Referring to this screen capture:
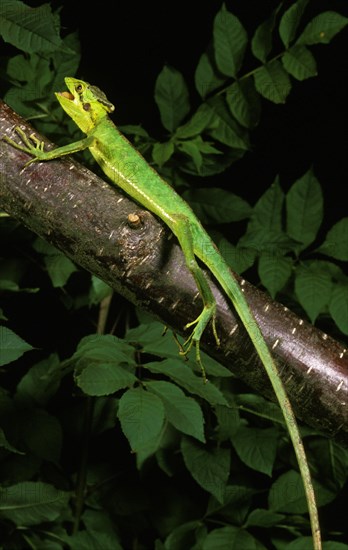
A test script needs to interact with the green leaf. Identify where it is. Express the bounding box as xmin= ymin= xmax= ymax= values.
xmin=0 ymin=1 xmax=63 ymax=54
xmin=136 ymin=431 xmax=166 ymax=470
xmin=164 ymin=520 xmax=203 ymax=550
xmin=297 ymin=11 xmax=348 ymax=46
xmin=323 ymin=543 xmax=348 ymax=550
xmin=0 ymin=258 xmax=28 ymax=286
xmin=175 ymin=104 xmax=214 ymax=138
xmin=206 ymin=483 xmax=257 ymax=517
xmin=4 ymin=55 xmax=53 ymax=118
xmin=251 ymin=7 xmax=280 ymax=63
xmin=76 ymin=363 xmax=137 ymax=396
xmin=0 ymin=427 xmax=25 ymax=455
xmin=181 ymin=149 xmax=244 ymax=177
xmin=6 ymin=53 xmax=36 ymax=82
xmin=88 ymin=276 xmax=112 ymax=306
xmin=125 ymin=320 xmax=180 ymax=356
xmin=91 ymin=397 xmax=117 ymax=435
xmin=117 ymin=387 xmax=165 ymax=452
xmin=202 ymin=526 xmax=264 ymax=550
xmin=295 ymin=265 xmax=332 ymax=323
xmin=208 ymin=119 xmax=248 ymax=150
xmin=72 ymin=334 xmax=136 ymax=365
xmin=34 ymin=238 xmax=78 ymax=288
xmin=32 ymin=237 xmax=58 ymax=255
xmin=207 ymin=98 xmax=249 ymax=150
xmin=329 ymin=285 xmax=348 ymax=335
xmin=249 ymin=177 xmax=284 ymax=232
xmin=0 ymin=308 xmax=8 ymax=321
xmin=154 ymin=66 xmax=190 ymax=132
xmin=66 ymin=530 xmax=123 ymax=550
xmin=258 ymin=253 xmax=293 ymax=298
xmin=213 ymin=5 xmax=248 ymax=77
xmin=120 ymin=124 xmax=149 ymax=139
xmin=226 ymin=79 xmax=261 ymax=129
xmin=193 ymin=137 xmax=222 ymax=155
xmin=44 ymin=254 xmax=77 ymax=288
xmin=0 ymin=326 xmax=33 ymax=366
xmin=0 ymin=279 xmax=38 ymax=293
xmin=287 ymin=539 xmax=348 ymax=550
xmin=214 ymin=404 xmax=240 ymax=442
xmin=254 ymin=60 xmax=291 ymax=104
xmin=307 ymin=438 xmax=348 ymax=492
xmin=219 ymin=239 xmax=257 ymax=274
xmin=286 ymin=169 xmax=323 ymax=248
xmin=152 ymin=141 xmax=174 ymax=168
xmin=179 ymin=139 xmax=223 ymax=175
xmin=269 ymin=470 xmax=336 ymax=513
xmin=181 ymin=436 xmax=230 ymax=502
xmin=72 ymin=335 xmax=137 ymax=395
xmin=147 ymin=381 xmax=205 ymax=442
xmin=236 ymin=393 xmax=284 ymax=425
xmin=232 ymin=427 xmax=279 ymax=476
xmin=0 ymin=481 xmax=70 ymax=525
xmin=318 ymin=218 xmax=348 ymax=261
xmin=0 ymin=280 xmax=17 ymax=292
xmin=82 ymin=509 xmax=122 ymax=549
xmin=245 ymin=508 xmax=285 ymax=528
xmin=279 ymin=0 xmax=309 ymax=48
xmin=0 ymin=388 xmax=15 ymax=418
xmin=50 ymin=32 xmax=81 ymax=92
xmin=19 ymin=409 xmax=62 ymax=462
xmin=15 ymin=353 xmax=61 ymax=406
xmin=183 ymin=188 xmax=252 ymax=224
xmin=144 ymin=359 xmax=229 ymax=407
xmin=178 ymin=140 xmax=203 ymax=173
xmin=126 ymin=321 xmax=232 ymax=379
xmin=194 ymin=52 xmax=225 ymax=99
xmin=286 ymin=537 xmax=312 ymax=550
xmin=282 ymin=45 xmax=317 ymax=81
xmin=239 ymin=228 xmax=295 ymax=257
